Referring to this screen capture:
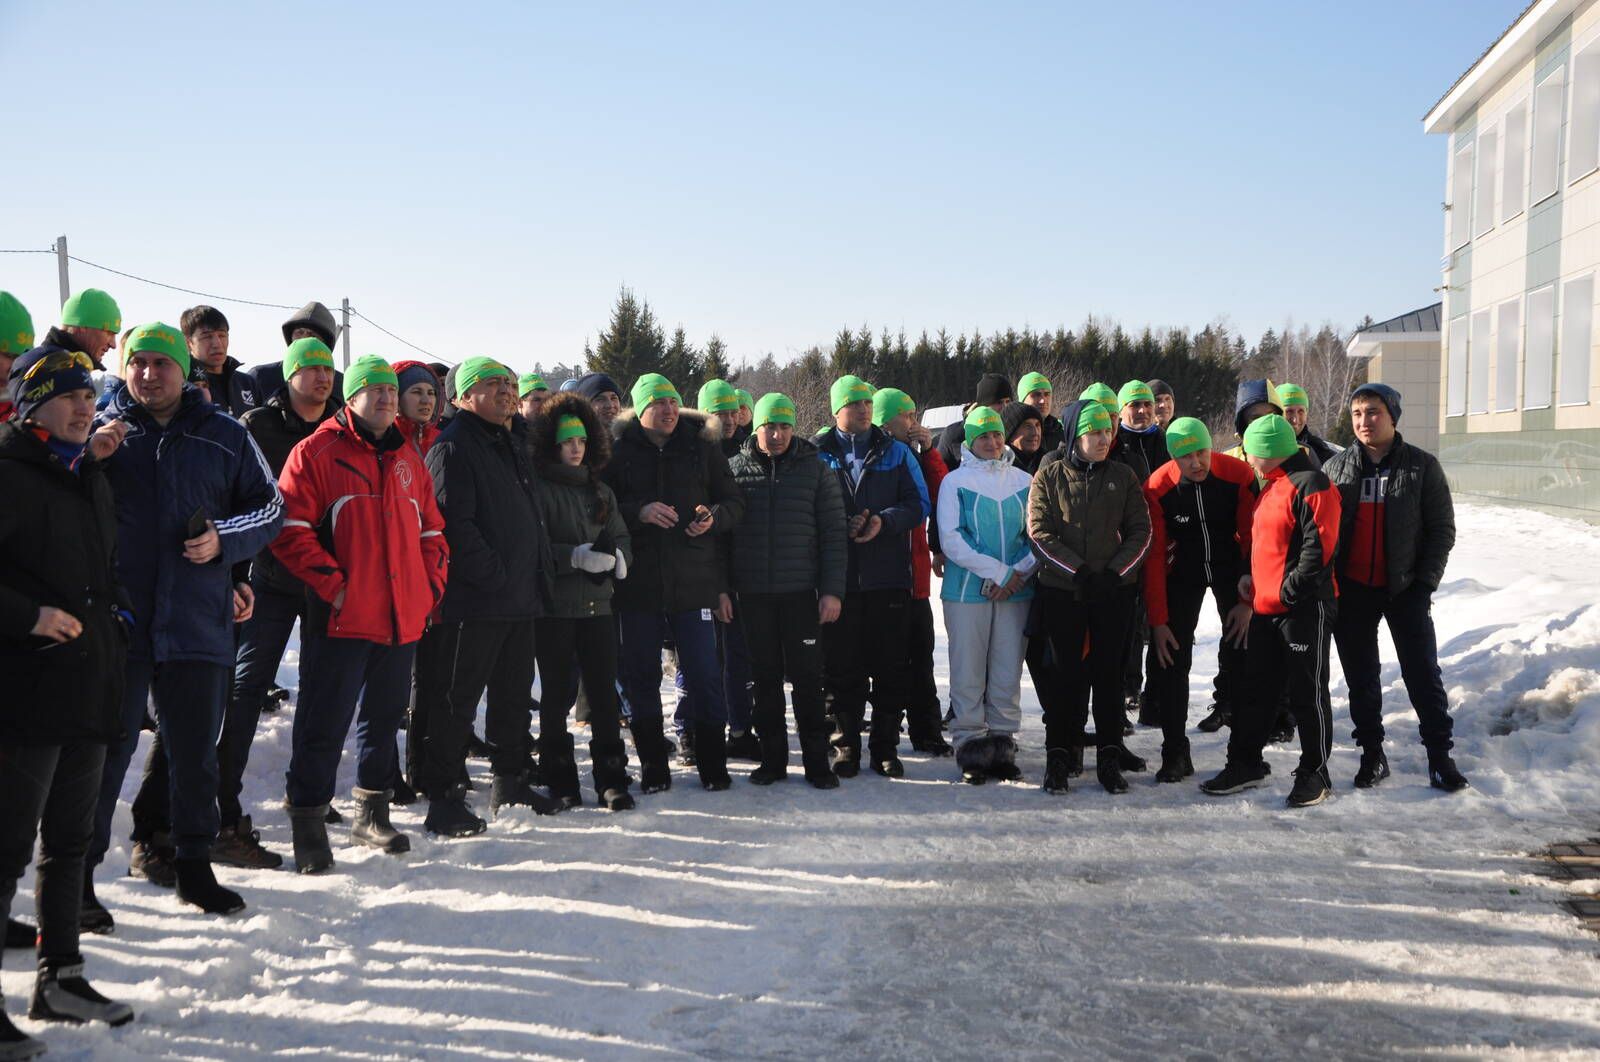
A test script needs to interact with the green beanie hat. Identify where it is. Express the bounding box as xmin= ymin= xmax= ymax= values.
xmin=343 ymin=354 xmax=398 ymax=401
xmin=964 ymin=406 xmax=1004 ymax=447
xmin=1018 ymin=371 xmax=1052 ymax=399
xmin=697 ymin=379 xmax=739 ymax=413
xmin=1165 ymin=416 xmax=1213 ymax=459
xmin=555 ymin=414 xmax=588 ymax=443
xmin=123 ymin=322 xmax=190 ymax=377
xmin=518 ymin=372 xmax=549 ymax=398
xmin=753 ymin=392 xmax=796 ymax=427
xmin=631 ymin=372 xmax=681 ymax=411
xmin=60 ymin=288 xmax=121 ymax=333
xmin=1079 ymin=381 xmax=1120 ymax=413
xmin=871 ymin=387 xmax=916 ymax=426
xmin=456 ymin=355 xmax=512 ymax=397
xmin=1118 ymin=380 xmax=1155 ymax=407
xmin=1076 ymin=402 xmax=1113 ymax=436
xmin=1242 ymin=413 xmax=1300 ymax=459
xmin=283 ymin=337 xmax=335 ymax=381
xmin=829 ymin=375 xmax=873 ymax=413
xmin=1276 ymin=382 xmax=1309 ymax=409
xmin=736 ymin=388 xmax=754 ymax=410
xmin=0 ymin=292 xmax=35 ymax=356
